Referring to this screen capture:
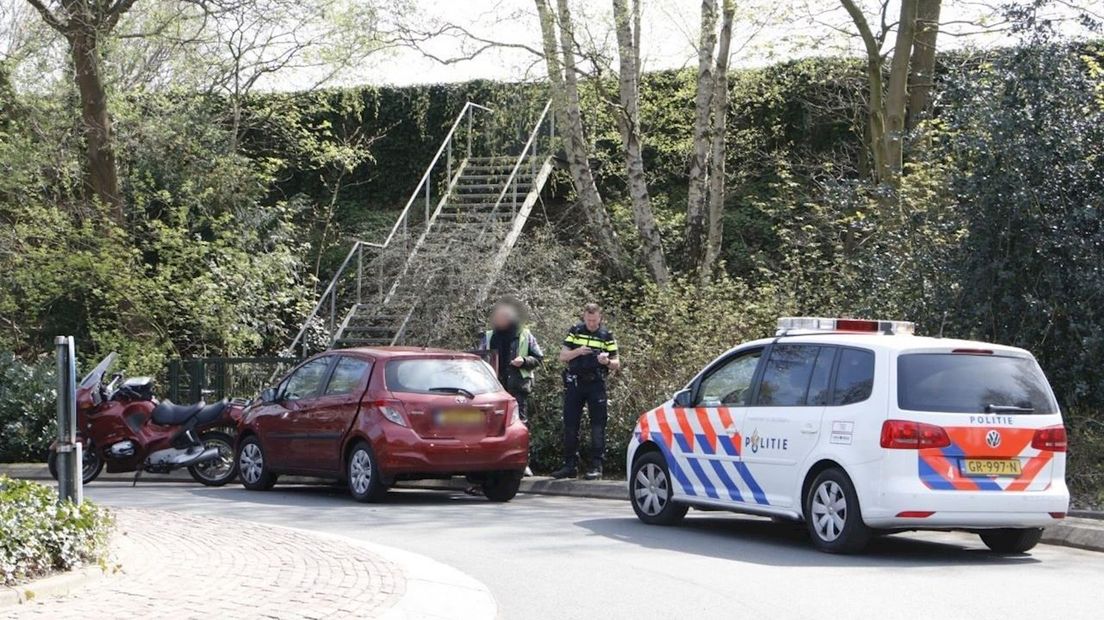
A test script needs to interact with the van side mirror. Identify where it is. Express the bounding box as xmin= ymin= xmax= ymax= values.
xmin=672 ymin=388 xmax=693 ymax=408
xmin=260 ymin=387 xmax=278 ymax=403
